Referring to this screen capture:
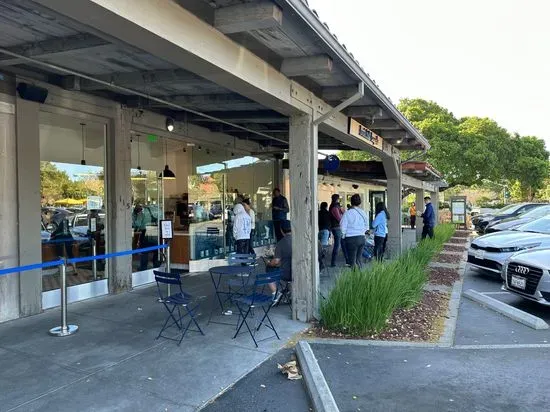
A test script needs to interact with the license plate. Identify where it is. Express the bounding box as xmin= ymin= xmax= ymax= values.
xmin=474 ymin=249 xmax=485 ymax=260
xmin=511 ymin=275 xmax=527 ymax=290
